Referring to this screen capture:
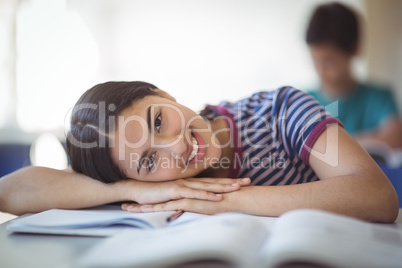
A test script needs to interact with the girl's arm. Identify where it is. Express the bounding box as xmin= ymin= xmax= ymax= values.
xmin=0 ymin=166 xmax=249 ymax=216
xmin=0 ymin=166 xmax=126 ymax=215
xmin=123 ymin=125 xmax=399 ymax=223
